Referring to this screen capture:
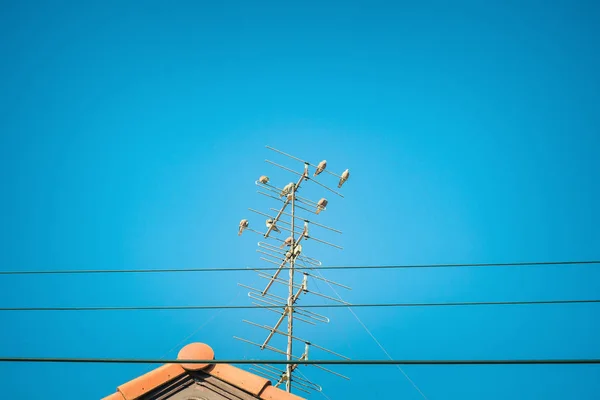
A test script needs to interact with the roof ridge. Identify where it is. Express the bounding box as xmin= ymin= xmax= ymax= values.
xmin=102 ymin=342 xmax=305 ymax=400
